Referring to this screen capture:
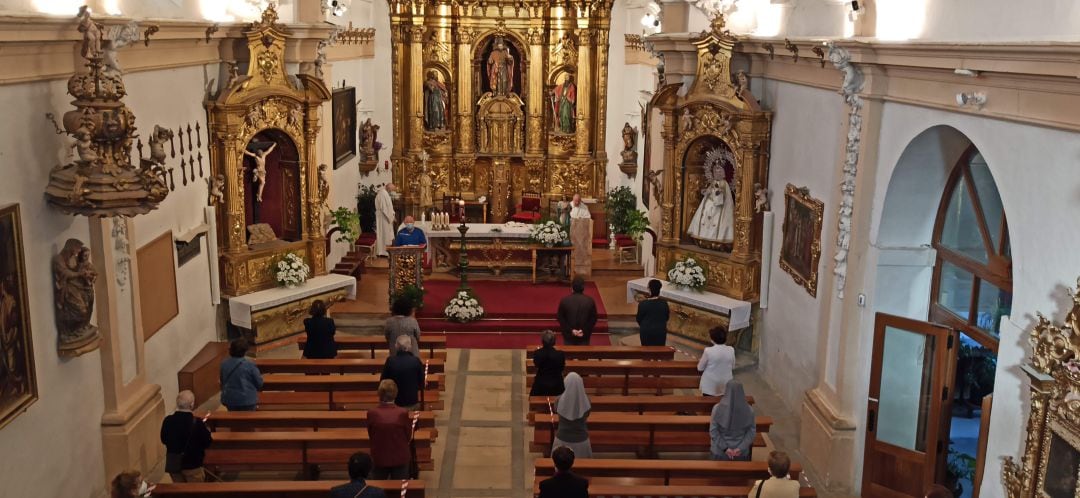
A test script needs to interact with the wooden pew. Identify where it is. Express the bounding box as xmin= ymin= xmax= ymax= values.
xmin=525 ymin=346 xmax=676 ymax=361
xmin=256 ymin=358 xmax=445 ymax=375
xmin=529 ymin=395 xmax=753 ymax=415
xmin=204 ymin=429 xmax=436 ymax=474
xmin=532 ymin=483 xmax=817 ymax=497
xmin=527 ymin=360 xmax=702 ymax=395
xmin=533 ymin=458 xmax=802 ymax=485
xmin=299 ymin=335 xmax=447 ymax=359
xmin=529 ymin=413 xmax=771 ymax=455
xmin=260 ymin=374 xmax=443 ymax=411
xmin=205 ymin=410 xmax=437 ymax=434
xmin=153 ymin=480 xmax=426 ymax=498
xmin=258 ymin=391 xmax=444 ymax=411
